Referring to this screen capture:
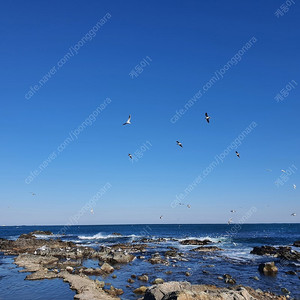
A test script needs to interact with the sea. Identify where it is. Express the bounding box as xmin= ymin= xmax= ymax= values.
xmin=0 ymin=224 xmax=299 ymax=300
